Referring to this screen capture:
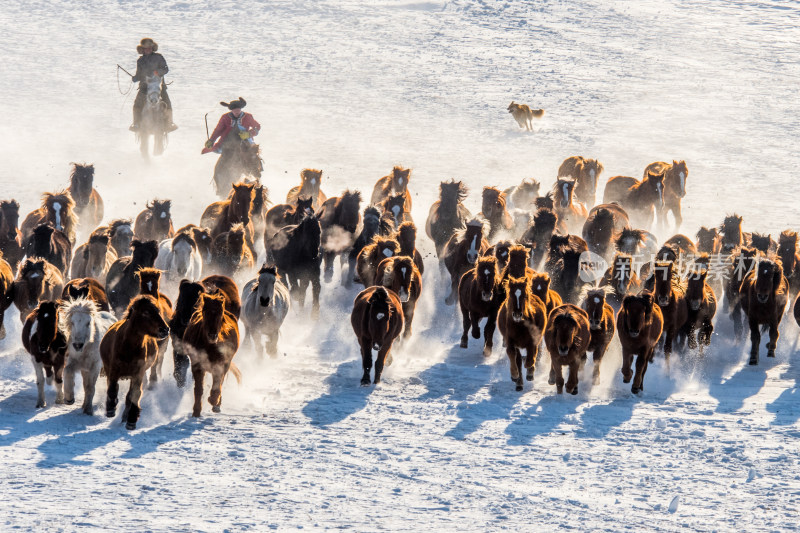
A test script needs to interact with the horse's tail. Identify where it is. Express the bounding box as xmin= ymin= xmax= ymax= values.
xmin=228 ymin=361 xmax=242 ymax=384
